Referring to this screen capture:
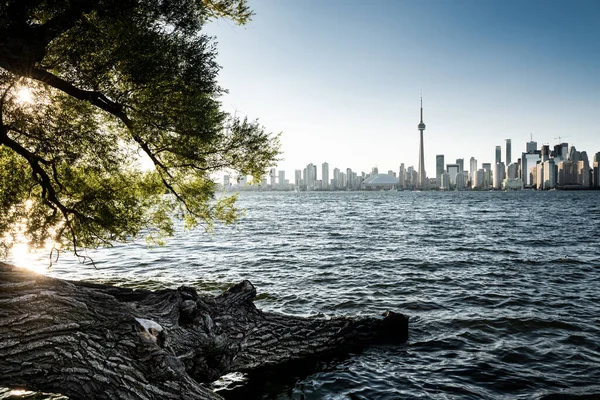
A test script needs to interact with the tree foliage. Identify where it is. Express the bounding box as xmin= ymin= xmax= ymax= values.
xmin=0 ymin=0 xmax=280 ymax=259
